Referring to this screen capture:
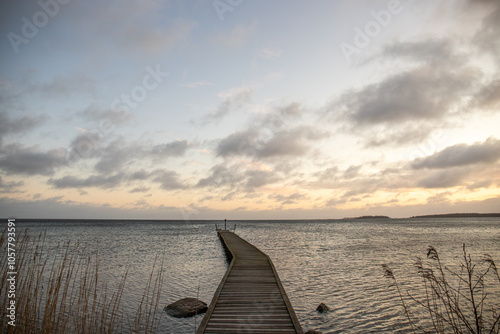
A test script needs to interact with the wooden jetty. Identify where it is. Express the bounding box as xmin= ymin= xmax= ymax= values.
xmin=196 ymin=230 xmax=303 ymax=334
